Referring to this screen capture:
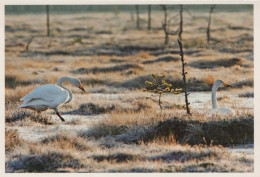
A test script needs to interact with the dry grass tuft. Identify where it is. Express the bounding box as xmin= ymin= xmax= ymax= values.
xmin=142 ymin=55 xmax=179 ymax=64
xmin=5 ymin=75 xmax=44 ymax=89
xmin=5 ymin=110 xmax=28 ymax=123
xmin=5 ymin=129 xmax=24 ymax=152
xmin=143 ymin=117 xmax=190 ymax=144
xmin=115 ymin=75 xmax=153 ymax=90
xmin=190 ymin=58 xmax=243 ymax=69
xmin=201 ymin=116 xmax=254 ymax=146
xmin=149 ymin=116 xmax=253 ymax=146
xmin=217 ymin=96 xmax=230 ymax=101
xmin=115 ymin=115 xmax=253 ymax=146
xmin=79 ymin=108 xmax=158 ymax=140
xmin=134 ymin=51 xmax=152 ymax=59
xmin=148 ymin=147 xmax=218 ymax=163
xmin=203 ymin=75 xmax=216 ymax=85
xmin=64 ymin=102 xmax=115 ymax=115
xmin=5 ymin=110 xmax=53 ymax=125
xmin=81 ymin=78 xmax=111 ymax=86
xmin=5 ymin=75 xmax=17 ymax=88
xmin=110 ymin=58 xmax=125 ymax=63
xmin=183 ymin=38 xmax=206 ymax=48
xmin=183 ymin=124 xmax=205 ymax=145
xmin=23 ymin=60 xmax=57 ymax=69
xmin=41 ymin=133 xmax=91 ymax=151
xmin=232 ymin=80 xmax=254 ymax=88
xmin=239 ymin=92 xmax=254 ymax=98
xmin=27 ymin=113 xmax=53 ymax=125
xmin=7 ymin=152 xmax=84 ymax=172
xmin=92 ymin=153 xmax=142 ymax=163
xmin=80 ymin=124 xmax=129 ymax=139
xmin=5 ymin=87 xmax=28 ymax=103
